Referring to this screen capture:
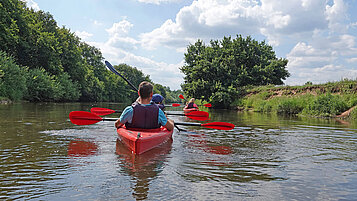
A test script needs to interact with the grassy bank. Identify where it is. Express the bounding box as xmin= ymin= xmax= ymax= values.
xmin=237 ymin=79 xmax=357 ymax=120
